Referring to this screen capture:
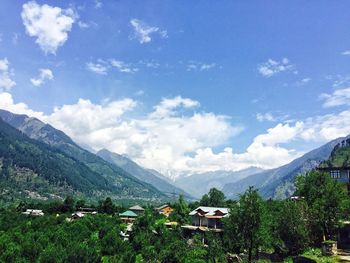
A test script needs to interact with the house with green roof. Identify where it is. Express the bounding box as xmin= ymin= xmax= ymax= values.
xmin=119 ymin=210 xmax=138 ymax=222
